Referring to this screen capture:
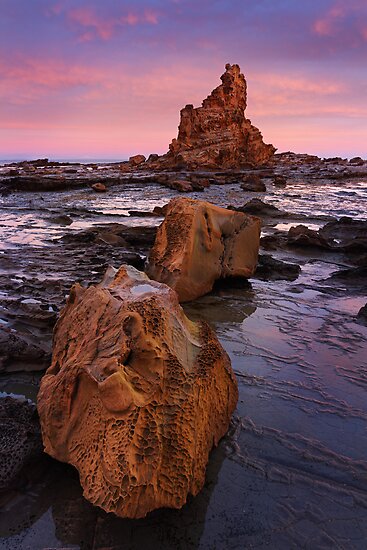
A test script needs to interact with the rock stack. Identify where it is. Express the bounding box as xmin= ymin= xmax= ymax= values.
xmin=152 ymin=63 xmax=275 ymax=169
